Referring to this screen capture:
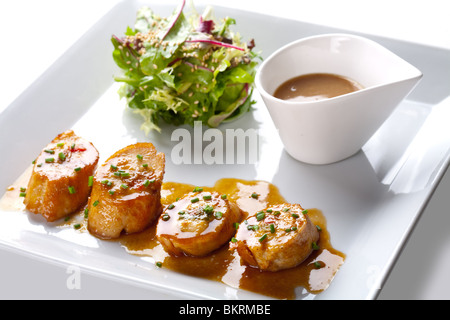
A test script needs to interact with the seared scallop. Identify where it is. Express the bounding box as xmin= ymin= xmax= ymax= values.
xmin=230 ymin=203 xmax=319 ymax=271
xmin=87 ymin=143 xmax=165 ymax=239
xmin=156 ymin=189 xmax=243 ymax=256
xmin=24 ymin=130 xmax=99 ymax=222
